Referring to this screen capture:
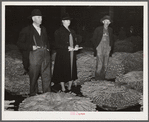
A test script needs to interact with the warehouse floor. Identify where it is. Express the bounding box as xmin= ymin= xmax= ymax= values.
xmin=5 ymin=85 xmax=141 ymax=111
